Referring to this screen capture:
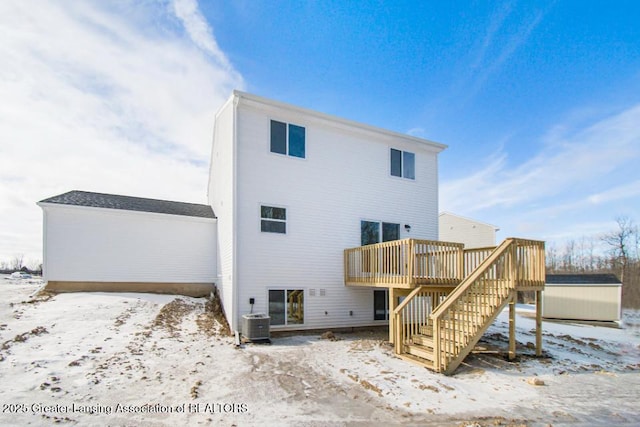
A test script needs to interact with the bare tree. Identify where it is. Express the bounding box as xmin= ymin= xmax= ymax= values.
xmin=546 ymin=243 xmax=559 ymax=272
xmin=546 ymin=217 xmax=639 ymax=307
xmin=585 ymin=236 xmax=599 ymax=271
xmin=10 ymin=254 xmax=24 ymax=271
xmin=602 ymin=216 xmax=636 ymax=283
xmin=547 ymin=235 xmax=608 ymax=273
xmin=27 ymin=259 xmax=43 ymax=274
xmin=633 ymin=223 xmax=640 ymax=262
xmin=562 ymin=239 xmax=576 ymax=272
